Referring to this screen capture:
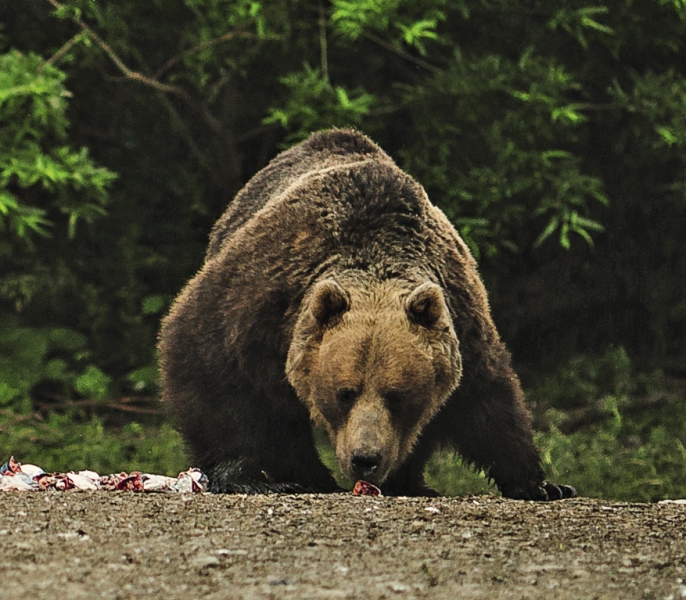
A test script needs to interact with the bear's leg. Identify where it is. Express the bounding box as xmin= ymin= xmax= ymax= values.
xmin=204 ymin=431 xmax=341 ymax=494
xmin=205 ymin=422 xmax=342 ymax=494
xmin=179 ymin=388 xmax=341 ymax=494
xmin=381 ymin=438 xmax=439 ymax=497
xmin=443 ymin=366 xmax=576 ymax=501
xmin=206 ymin=449 xmax=341 ymax=495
